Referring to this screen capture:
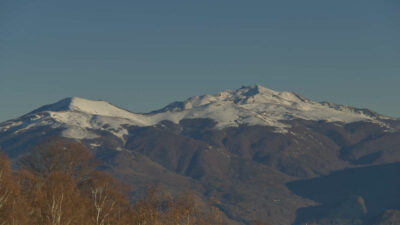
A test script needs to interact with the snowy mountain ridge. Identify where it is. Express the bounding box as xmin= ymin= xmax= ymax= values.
xmin=0 ymin=85 xmax=393 ymax=140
